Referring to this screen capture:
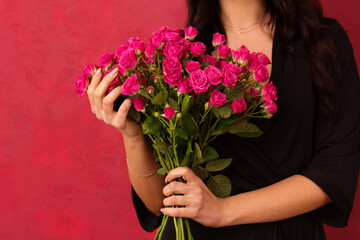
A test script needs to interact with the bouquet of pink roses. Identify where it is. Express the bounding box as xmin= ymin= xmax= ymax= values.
xmin=75 ymin=26 xmax=277 ymax=240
